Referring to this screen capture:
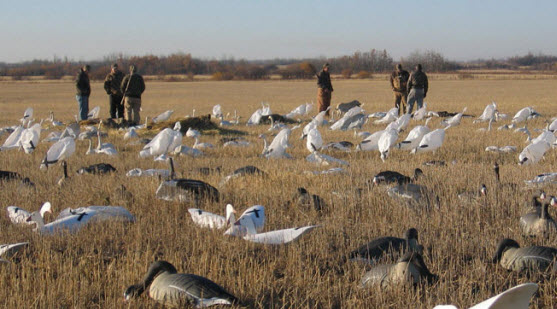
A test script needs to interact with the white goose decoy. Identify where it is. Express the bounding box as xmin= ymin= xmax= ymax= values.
xmin=441 ymin=107 xmax=467 ymax=128
xmin=95 ymin=131 xmax=117 ymax=155
xmin=18 ymin=123 xmax=41 ymax=153
xmin=246 ymin=107 xmax=264 ymax=125
xmin=123 ymin=127 xmax=138 ymax=140
xmin=549 ymin=118 xmax=557 ymax=132
xmin=87 ymin=106 xmax=100 ymax=119
xmin=518 ymin=140 xmax=550 ymax=165
xmin=397 ymin=124 xmax=430 ymax=150
xmin=0 ymin=242 xmax=29 ymax=263
xmin=124 ymin=261 xmax=239 ymax=307
xmin=212 ymin=104 xmax=223 ymax=119
xmin=485 ymin=146 xmax=517 ymax=153
xmin=55 ymin=206 xmax=135 ymax=222
xmin=40 ymin=137 xmax=76 ymax=169
xmin=411 ymin=128 xmax=446 ymax=154
xmin=433 ymin=282 xmax=538 ymax=309
xmin=140 ymin=122 xmax=183 ymax=158
xmin=374 ymin=107 xmax=398 ymax=125
xmin=261 ymin=128 xmax=293 ymax=159
xmin=188 ymin=204 xmax=236 ymax=229
xmin=390 ymin=113 xmax=411 ymax=132
xmin=20 ymin=107 xmax=33 ymax=127
xmin=224 ymin=205 xmax=265 ymax=236
xmin=285 ymin=102 xmax=313 ymax=119
xmin=512 ymin=107 xmax=533 ymax=123
xmin=306 ymin=127 xmax=323 ymax=152
xmin=0 ymin=125 xmax=24 ymax=151
xmin=412 ymin=102 xmax=428 ymax=121
xmin=531 ymin=130 xmax=556 ymax=145
xmin=356 ymin=129 xmax=385 ymax=151
xmin=126 ymin=167 xmax=170 ymax=177
xmin=524 ymin=172 xmax=557 ymax=186
xmin=474 ymin=101 xmax=497 ymax=123
xmin=329 ymin=107 xmax=367 ymax=131
xmin=192 ymin=137 xmax=214 ymax=150
xmin=7 ymin=202 xmax=52 ymax=225
xmin=234 ymin=216 xmax=318 ymax=245
xmin=48 ymin=111 xmax=64 ymax=127
xmin=378 ymin=129 xmax=399 ymax=161
xmin=173 ymin=144 xmax=204 ymax=157
xmin=152 ymin=110 xmax=174 ymax=123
